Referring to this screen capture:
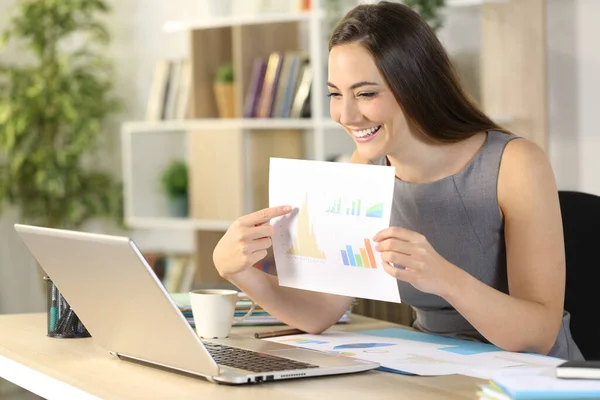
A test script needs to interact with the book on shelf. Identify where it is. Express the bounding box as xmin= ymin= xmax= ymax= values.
xmin=145 ymin=58 xmax=191 ymax=121
xmin=243 ymin=51 xmax=311 ymax=119
xmin=243 ymin=58 xmax=267 ymax=118
xmin=144 ymin=252 xmax=196 ymax=293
